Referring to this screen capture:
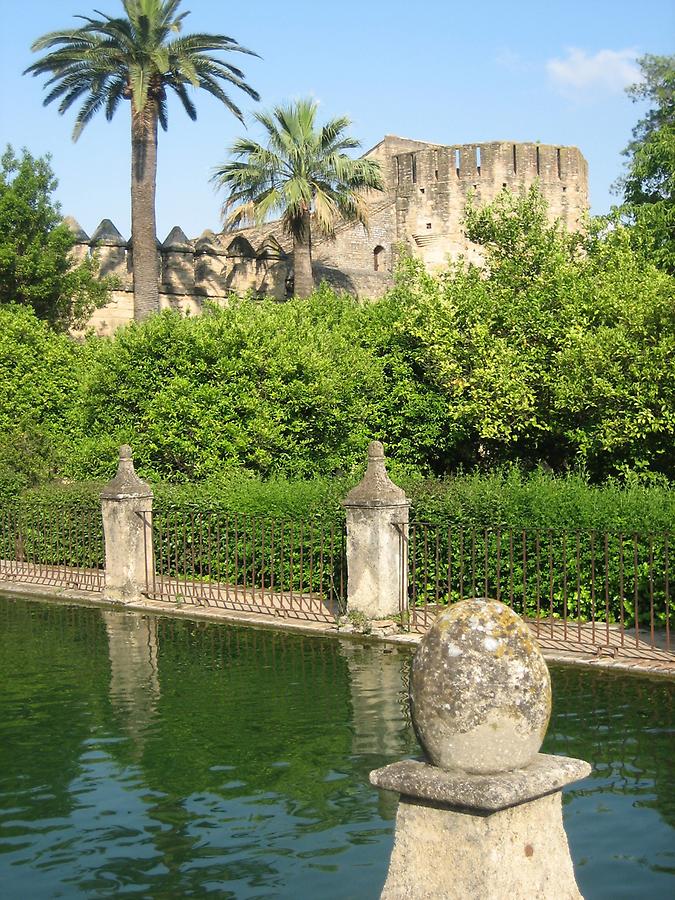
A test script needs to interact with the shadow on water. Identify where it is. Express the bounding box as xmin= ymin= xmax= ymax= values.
xmin=0 ymin=597 xmax=672 ymax=899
